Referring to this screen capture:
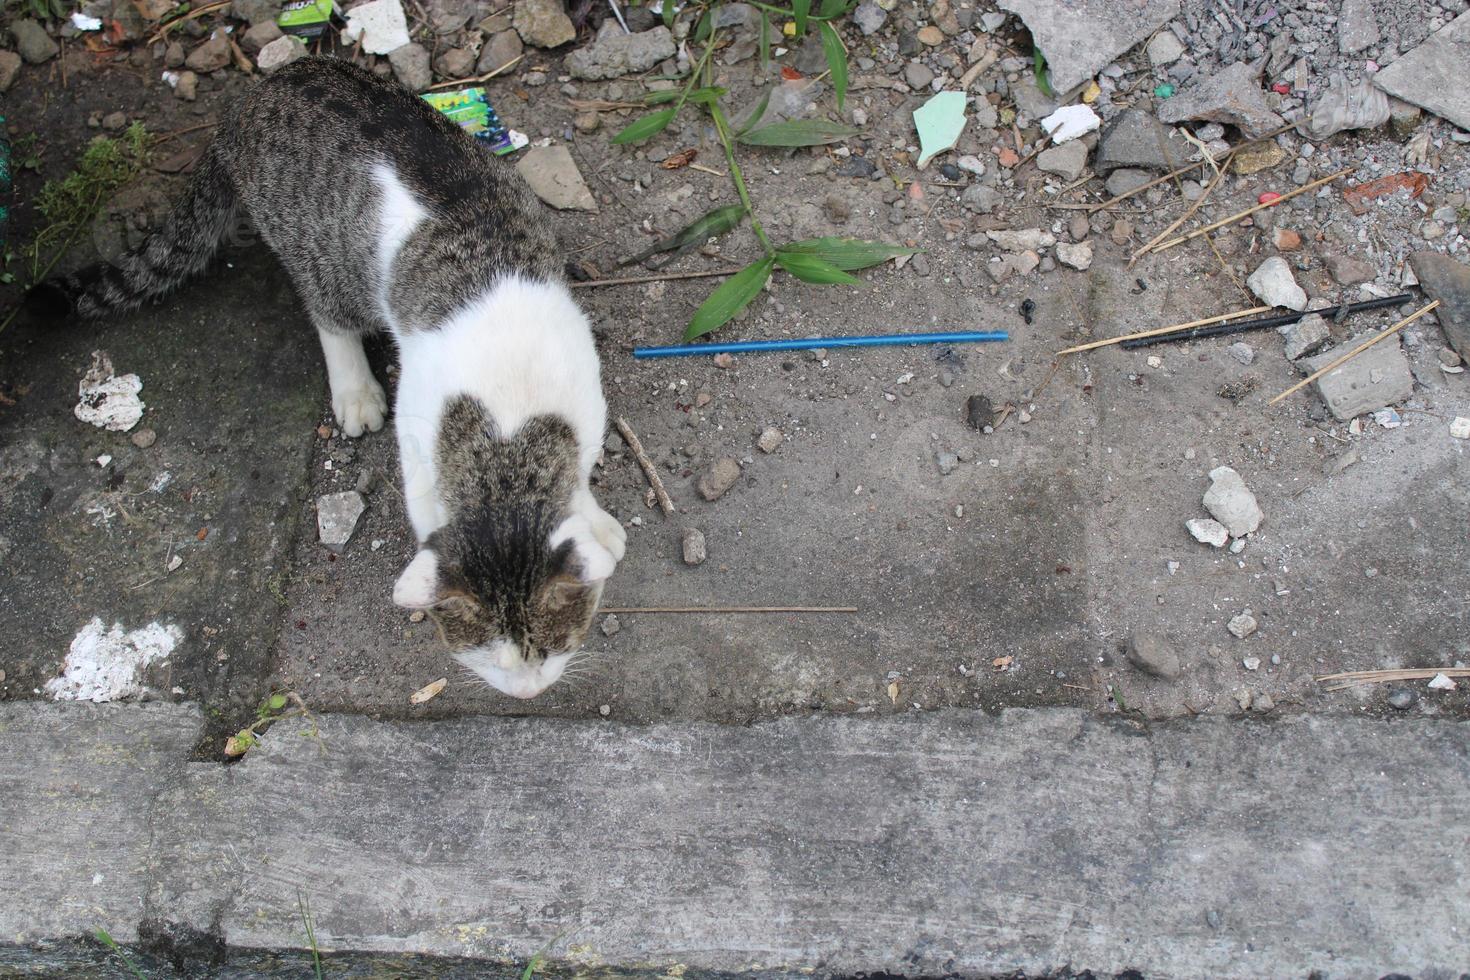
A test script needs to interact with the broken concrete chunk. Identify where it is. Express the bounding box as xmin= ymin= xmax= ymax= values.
xmin=1408 ymin=252 xmax=1470 ymax=360
xmin=1202 ymin=467 xmax=1262 ymax=538
xmin=184 ymin=30 xmax=231 ymax=72
xmin=1247 ymin=257 xmax=1307 ymax=312
xmin=1338 ymin=0 xmax=1380 ymax=54
xmin=513 ymin=0 xmax=575 ymax=47
xmin=566 ymin=25 xmax=676 ymax=80
xmin=1298 ymin=335 xmax=1415 ymax=422
xmin=853 ymin=2 xmax=887 ymax=35
xmin=1146 ymin=31 xmax=1184 ymax=67
xmin=341 ymin=0 xmax=410 ymax=54
xmin=681 ymin=527 xmax=707 ymax=565
xmin=1278 ymin=313 xmax=1330 ymax=361
xmin=1125 ymin=631 xmax=1181 ymax=680
xmin=1327 ymin=253 xmax=1375 ymax=285
xmin=388 ymin=41 xmax=432 ymax=91
xmin=1039 ymin=104 xmax=1100 ymax=144
xmin=317 ymin=491 xmax=366 ymax=551
xmin=996 ymin=0 xmax=1179 ymax=95
xmin=1373 ymin=11 xmax=1470 ymax=131
xmin=1157 ymin=62 xmax=1285 ymax=139
xmin=241 ymin=20 xmax=283 ymax=54
xmin=1227 ymin=611 xmax=1258 ymax=639
xmin=1094 ymin=109 xmax=1189 ymax=175
xmin=257 ymin=34 xmax=307 ymax=73
xmin=986 ymin=228 xmax=1055 ymax=252
xmin=476 ymin=29 xmax=523 ymax=76
xmin=515 ymin=145 xmax=597 ymax=211
xmin=1055 ymin=241 xmax=1093 ymax=271
xmin=1037 ymin=140 xmax=1088 ymax=181
xmin=1186 ymin=517 xmax=1229 ymax=548
xmin=698 ymin=457 xmax=741 ymax=502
